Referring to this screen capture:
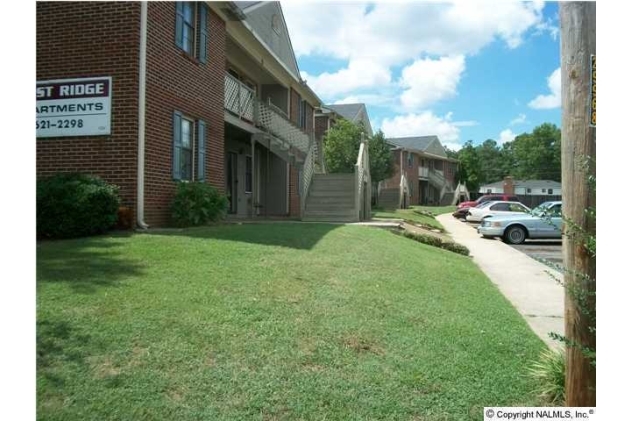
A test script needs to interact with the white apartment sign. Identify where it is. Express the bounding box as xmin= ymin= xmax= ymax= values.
xmin=36 ymin=77 xmax=112 ymax=137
